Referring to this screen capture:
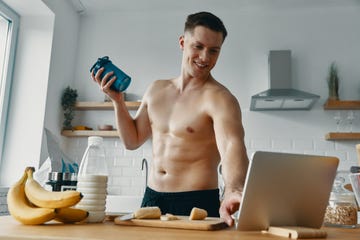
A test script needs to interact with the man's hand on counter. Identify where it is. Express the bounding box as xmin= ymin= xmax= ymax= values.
xmin=219 ymin=191 xmax=242 ymax=226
